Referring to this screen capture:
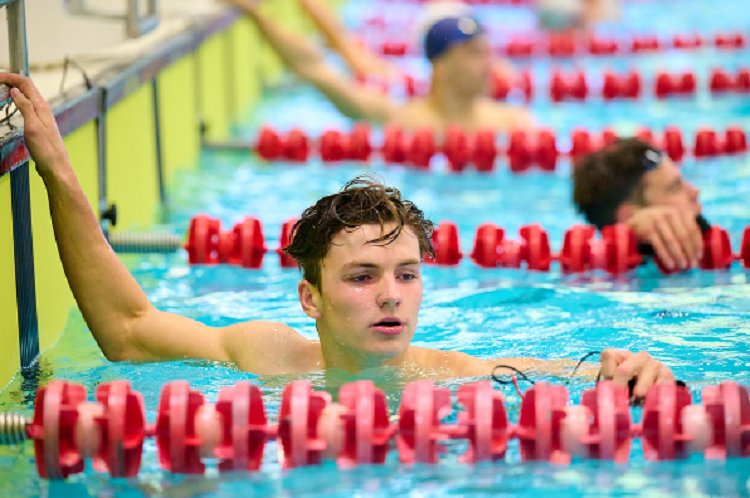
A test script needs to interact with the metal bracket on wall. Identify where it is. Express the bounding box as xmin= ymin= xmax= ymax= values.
xmin=0 ymin=0 xmax=29 ymax=110
xmin=63 ymin=0 xmax=159 ymax=39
